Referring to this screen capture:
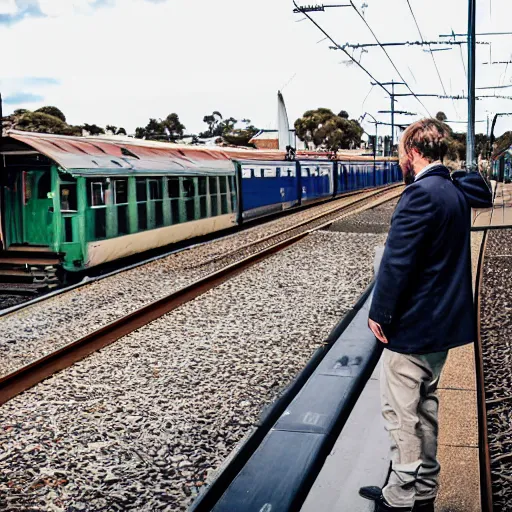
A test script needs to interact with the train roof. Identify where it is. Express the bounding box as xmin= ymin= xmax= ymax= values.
xmin=3 ymin=131 xmax=288 ymax=177
xmin=2 ymin=131 xmax=397 ymax=177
